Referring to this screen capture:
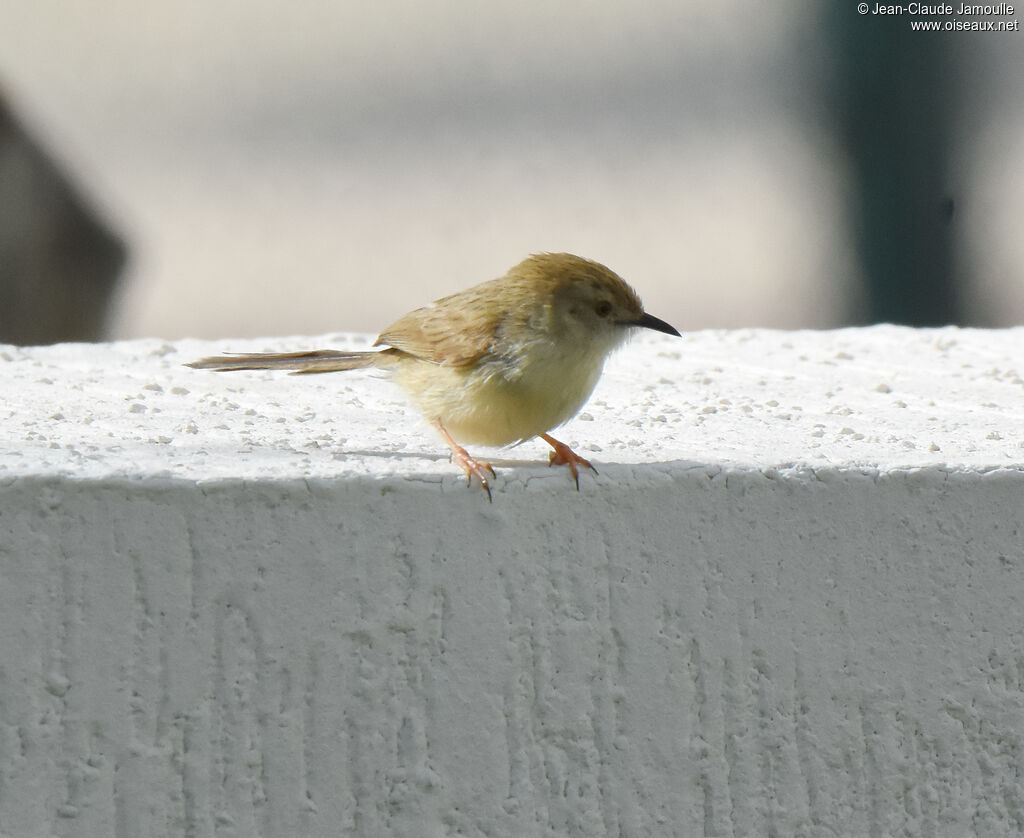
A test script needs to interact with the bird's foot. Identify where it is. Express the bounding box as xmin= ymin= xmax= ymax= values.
xmin=540 ymin=433 xmax=598 ymax=490
xmin=451 ymin=447 xmax=496 ymax=501
xmin=434 ymin=421 xmax=496 ymax=501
